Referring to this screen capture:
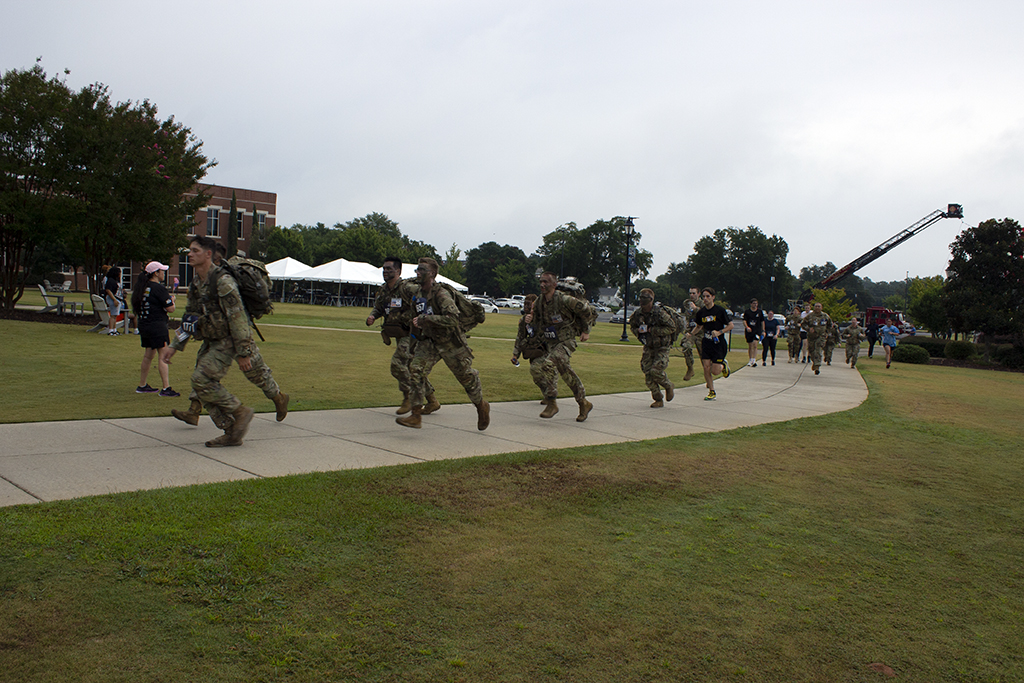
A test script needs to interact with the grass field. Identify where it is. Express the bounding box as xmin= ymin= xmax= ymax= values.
xmin=1 ymin=305 xmax=1022 ymax=682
